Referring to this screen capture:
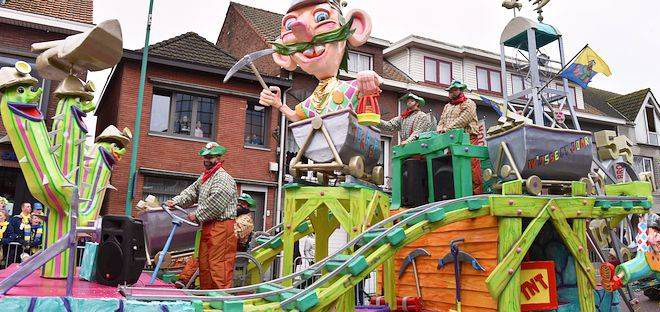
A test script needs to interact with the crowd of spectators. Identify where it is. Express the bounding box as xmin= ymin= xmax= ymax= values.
xmin=0 ymin=200 xmax=46 ymax=268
